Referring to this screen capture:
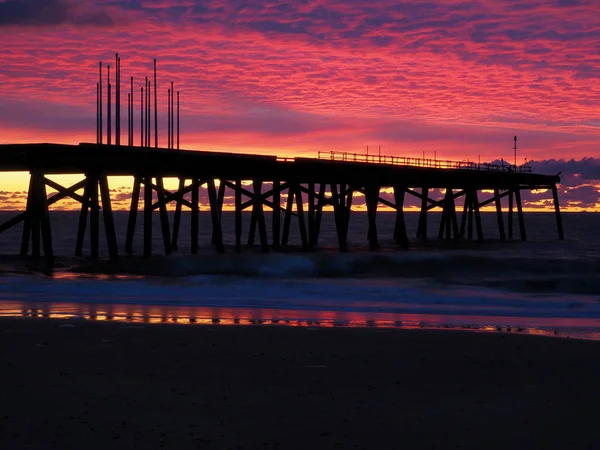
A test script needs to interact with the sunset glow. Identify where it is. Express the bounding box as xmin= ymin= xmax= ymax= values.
xmin=0 ymin=0 xmax=599 ymax=210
